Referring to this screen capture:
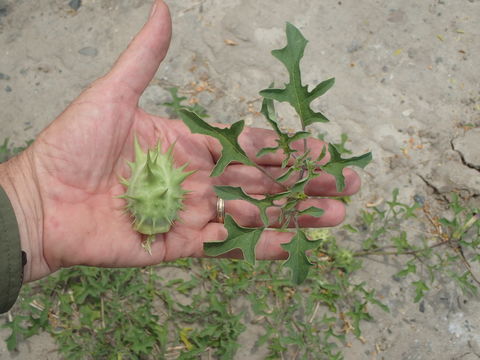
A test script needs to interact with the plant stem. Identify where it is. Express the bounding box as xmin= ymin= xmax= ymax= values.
xmin=354 ymin=240 xmax=448 ymax=257
xmin=253 ymin=163 xmax=288 ymax=190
